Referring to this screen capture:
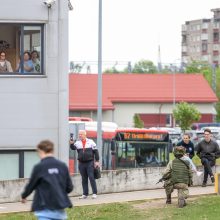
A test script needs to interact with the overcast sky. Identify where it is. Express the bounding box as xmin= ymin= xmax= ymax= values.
xmin=69 ymin=0 xmax=220 ymax=71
